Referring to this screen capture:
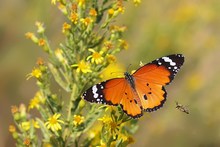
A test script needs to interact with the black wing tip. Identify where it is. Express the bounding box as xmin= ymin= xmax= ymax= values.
xmin=82 ymin=83 xmax=114 ymax=105
xmin=167 ymin=53 xmax=185 ymax=63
